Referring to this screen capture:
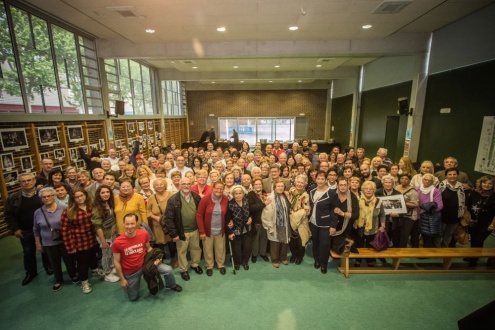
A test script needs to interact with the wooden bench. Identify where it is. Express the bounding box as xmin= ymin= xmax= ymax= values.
xmin=330 ymin=248 xmax=495 ymax=278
